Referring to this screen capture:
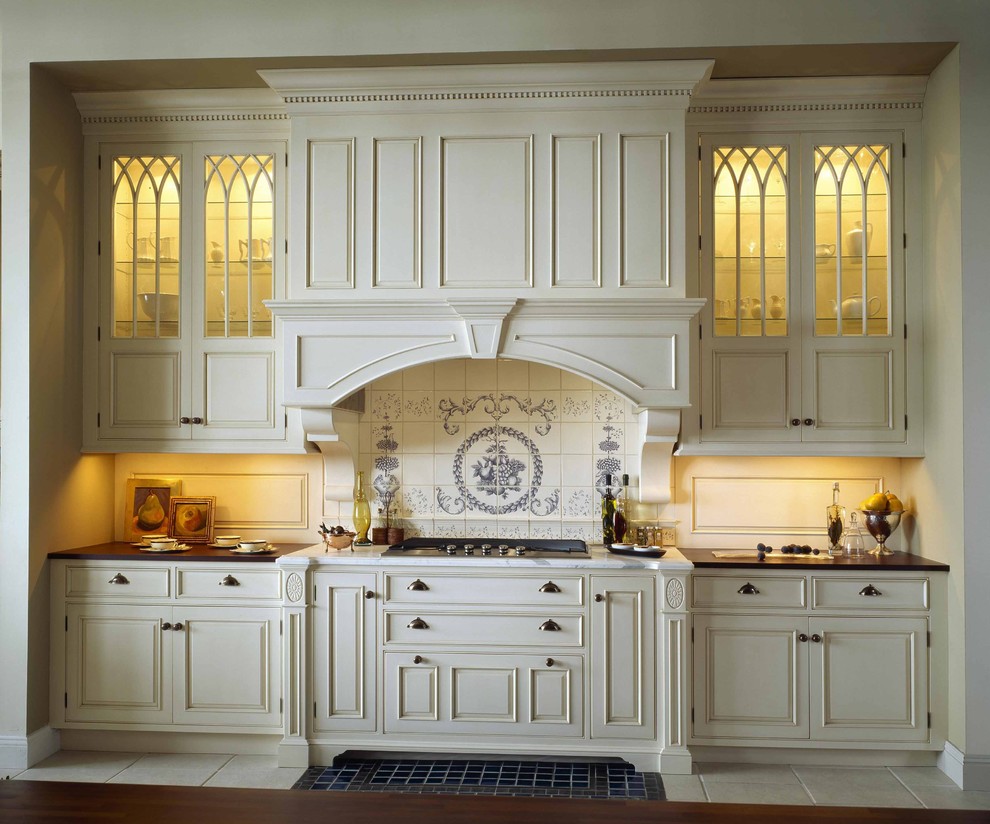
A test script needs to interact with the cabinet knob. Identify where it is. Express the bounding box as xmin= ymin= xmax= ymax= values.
xmin=365 ymin=591 xmax=375 ymax=600
xmin=546 ymin=658 xmax=555 ymax=667
xmin=803 ymin=418 xmax=815 ymax=426
xmin=191 ymin=417 xmax=204 ymax=425
xmin=413 ymin=655 xmax=424 ymax=664
xmin=407 ymin=579 xmax=429 ymax=591
xmin=594 ymin=594 xmax=604 ymax=602
xmin=737 ymin=582 xmax=760 ymax=595
xmin=859 ymin=584 xmax=883 ymax=597
xmin=108 ymin=573 xmax=130 ymax=585
xmin=407 ymin=618 xmax=429 ymax=630
xmin=538 ymin=619 xmax=562 ymax=632
xmin=811 ymin=633 xmax=822 ymax=643
xmin=539 ymin=581 xmax=562 ymax=593
xmin=219 ymin=575 xmax=240 ymax=587
xmin=161 ymin=622 xmax=173 ymax=631
xmin=173 ymin=622 xmax=185 ymax=632
xmin=180 ymin=417 xmax=191 ymax=425
xmin=790 ymin=418 xmax=801 ymax=427
xmin=798 ymin=633 xmax=809 ymax=643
